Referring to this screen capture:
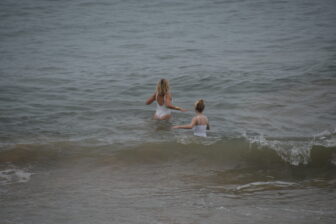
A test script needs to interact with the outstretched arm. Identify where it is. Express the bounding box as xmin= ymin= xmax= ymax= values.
xmin=173 ymin=117 xmax=197 ymax=129
xmin=146 ymin=93 xmax=156 ymax=105
xmin=164 ymin=93 xmax=187 ymax=112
